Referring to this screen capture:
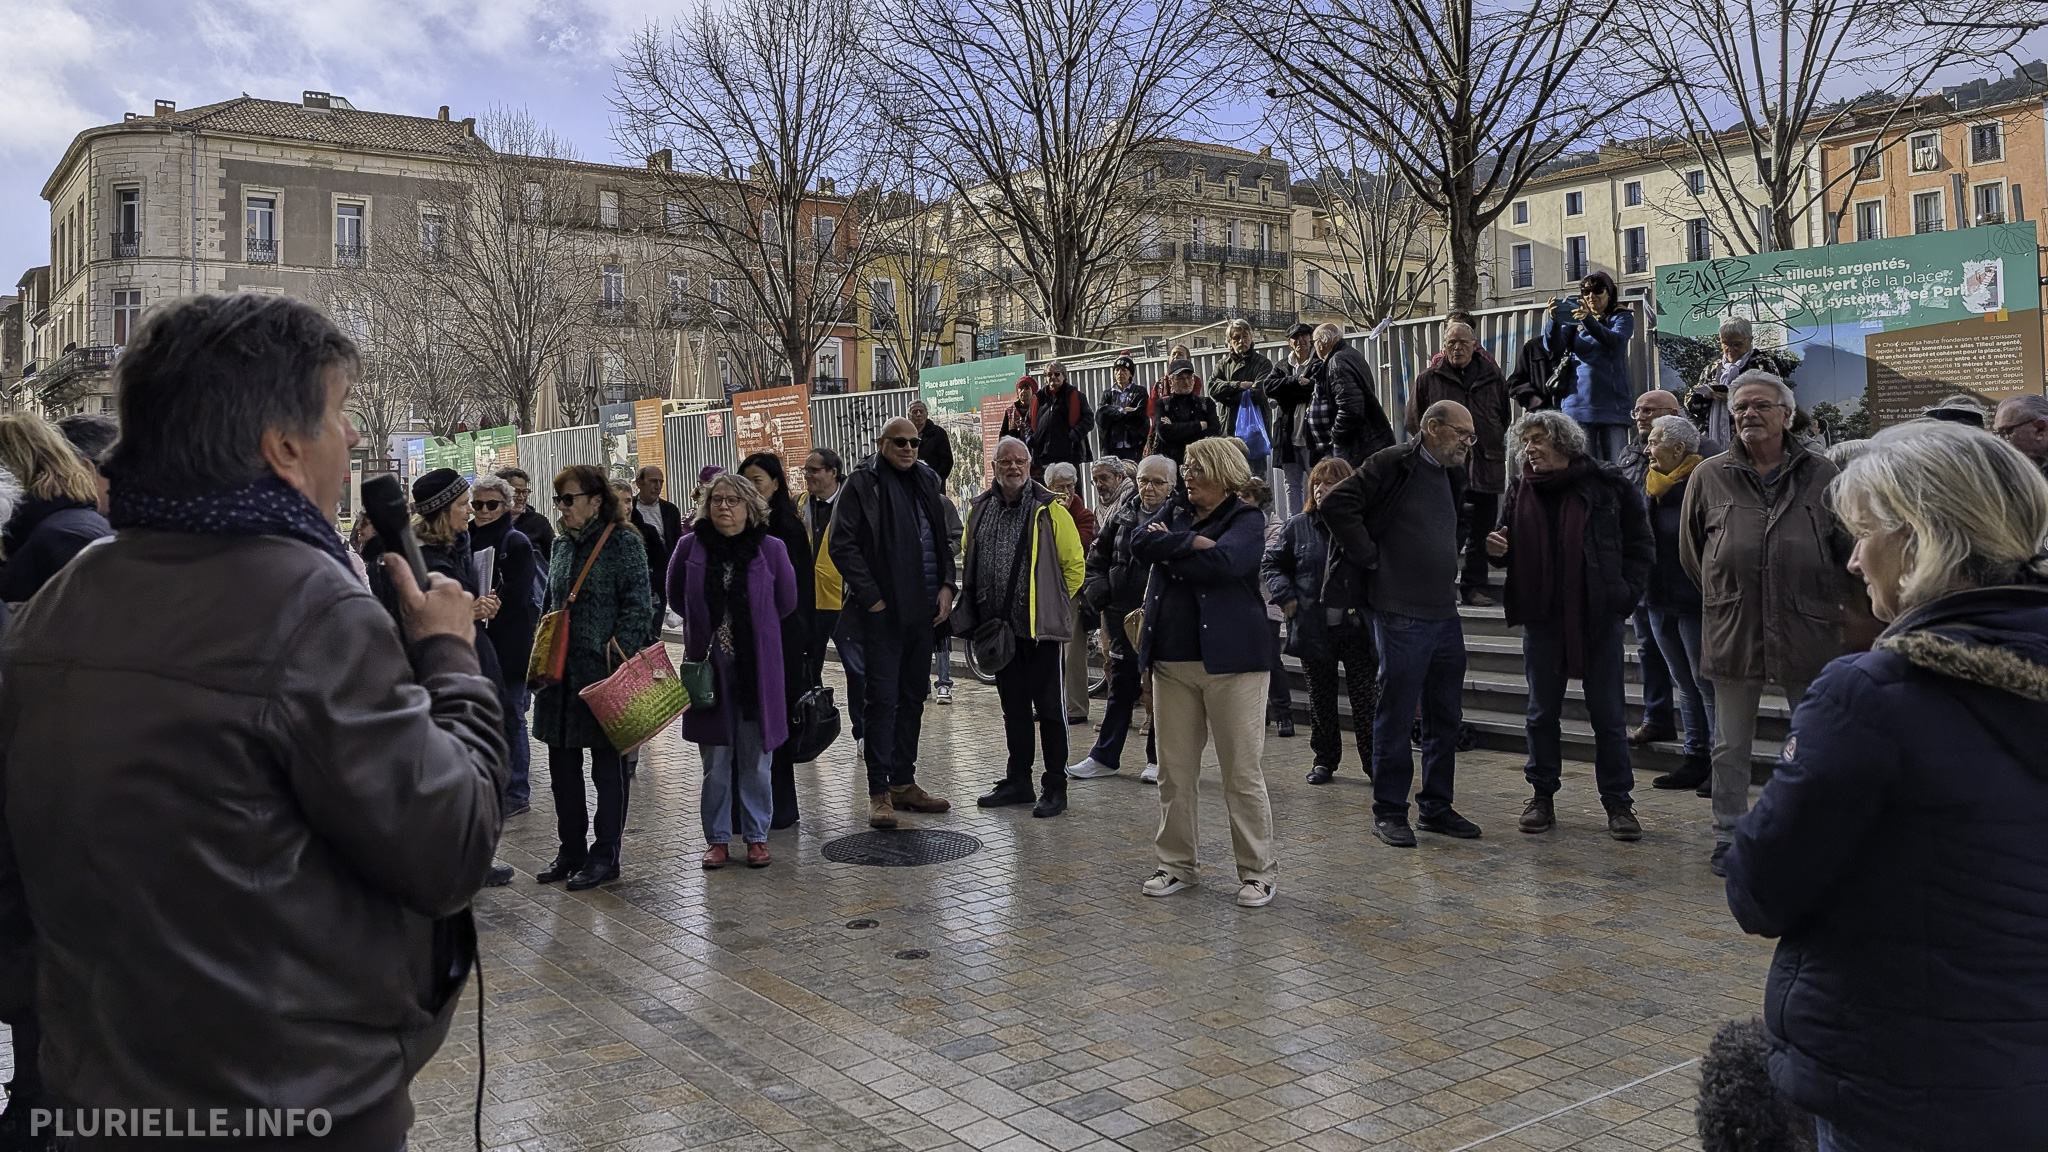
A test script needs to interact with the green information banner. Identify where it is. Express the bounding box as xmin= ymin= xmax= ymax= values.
xmin=1655 ymin=222 xmax=2043 ymax=426
xmin=918 ymin=354 xmax=1027 ymax=420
